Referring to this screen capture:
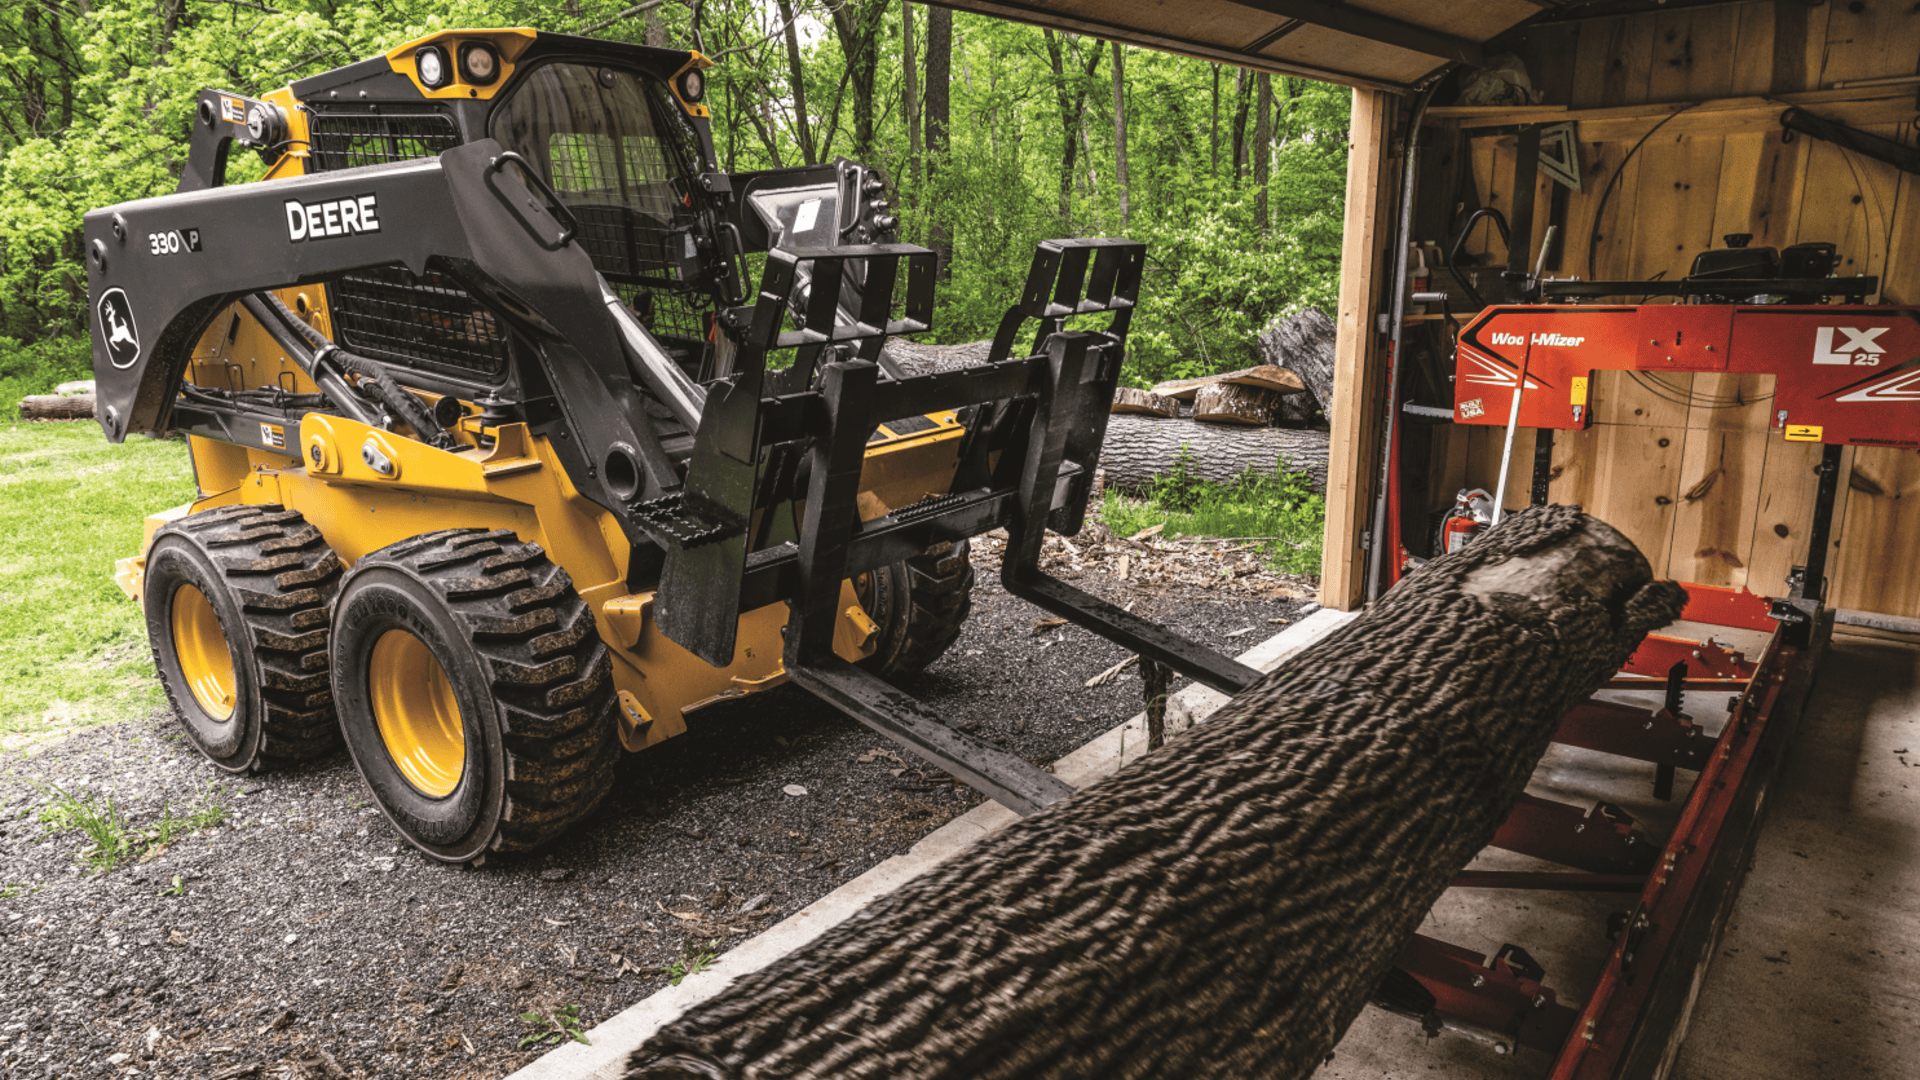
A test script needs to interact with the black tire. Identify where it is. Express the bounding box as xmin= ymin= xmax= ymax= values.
xmin=856 ymin=539 xmax=976 ymax=678
xmin=144 ymin=505 xmax=342 ymax=773
xmin=330 ymin=529 xmax=619 ymax=864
